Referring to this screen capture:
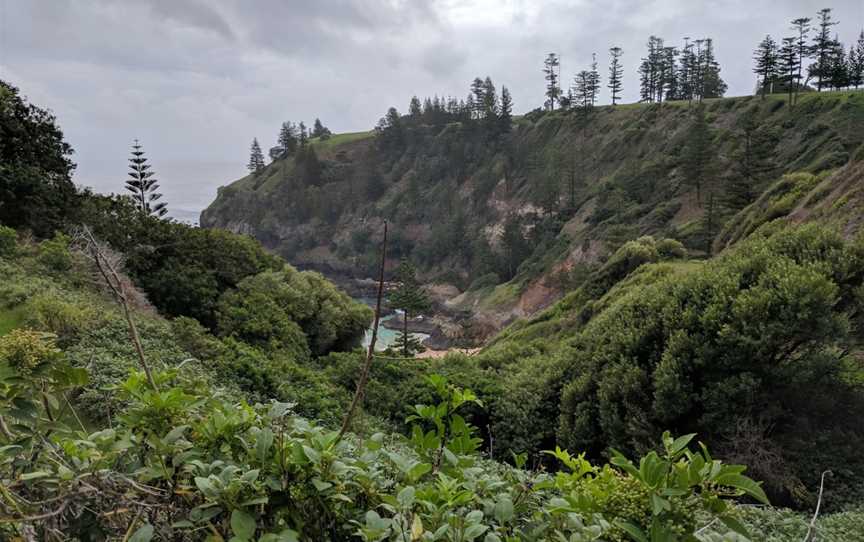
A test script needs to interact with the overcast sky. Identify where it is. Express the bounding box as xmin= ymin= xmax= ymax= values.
xmin=2 ymin=1 xmax=862 ymax=220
